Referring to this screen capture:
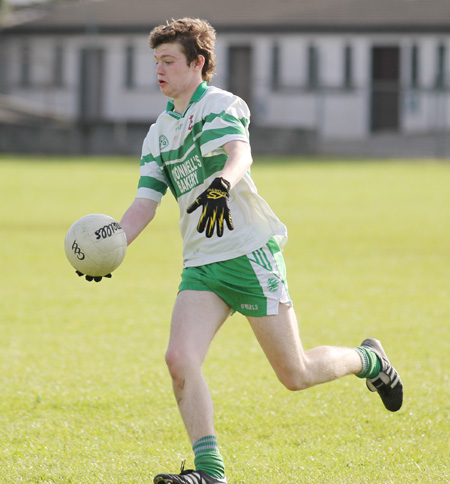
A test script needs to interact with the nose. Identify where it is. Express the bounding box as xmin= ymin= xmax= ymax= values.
xmin=156 ymin=62 xmax=164 ymax=75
